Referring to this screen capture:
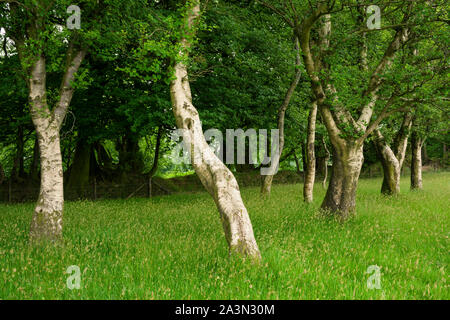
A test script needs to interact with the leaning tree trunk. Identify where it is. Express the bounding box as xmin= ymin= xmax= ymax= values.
xmin=374 ymin=130 xmax=401 ymax=195
xmin=170 ymin=2 xmax=260 ymax=259
xmin=411 ymin=131 xmax=423 ymax=190
xmin=303 ymin=101 xmax=318 ymax=203
xmin=374 ymin=112 xmax=412 ymax=195
xmin=261 ymin=36 xmax=301 ymax=196
xmin=378 ymin=148 xmax=400 ymax=195
xmin=321 ymin=142 xmax=364 ymax=219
